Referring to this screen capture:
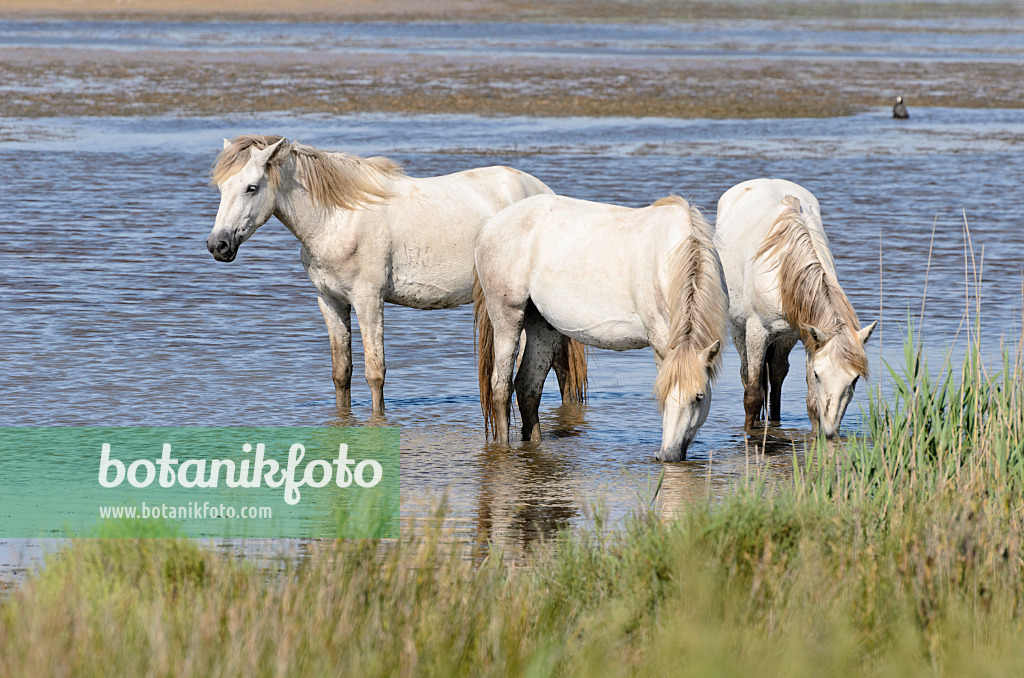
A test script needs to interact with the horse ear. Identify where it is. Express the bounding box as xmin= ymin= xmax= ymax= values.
xmin=857 ymin=321 xmax=877 ymax=345
xmin=266 ymin=138 xmax=289 ymax=163
xmin=700 ymin=340 xmax=721 ymax=366
xmin=801 ymin=324 xmax=829 ymax=348
xmin=252 ymin=138 xmax=288 ymax=167
xmin=222 ymin=138 xmax=232 ymax=151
